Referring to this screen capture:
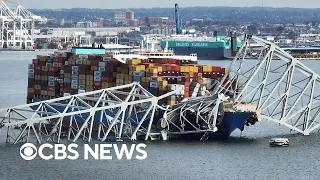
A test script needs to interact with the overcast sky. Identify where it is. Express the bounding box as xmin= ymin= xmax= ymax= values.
xmin=14 ymin=0 xmax=320 ymax=9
